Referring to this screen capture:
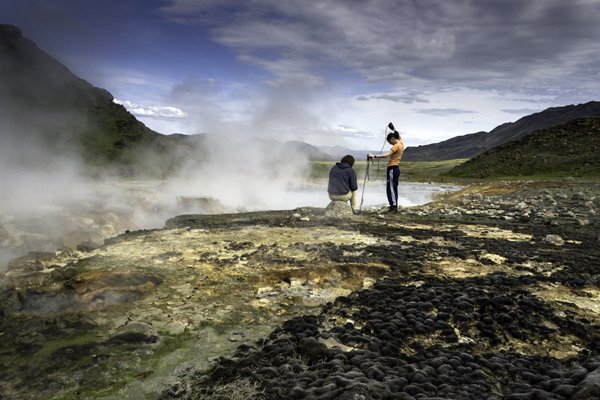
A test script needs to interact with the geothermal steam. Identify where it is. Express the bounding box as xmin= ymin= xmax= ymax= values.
xmin=0 ymin=126 xmax=315 ymax=271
